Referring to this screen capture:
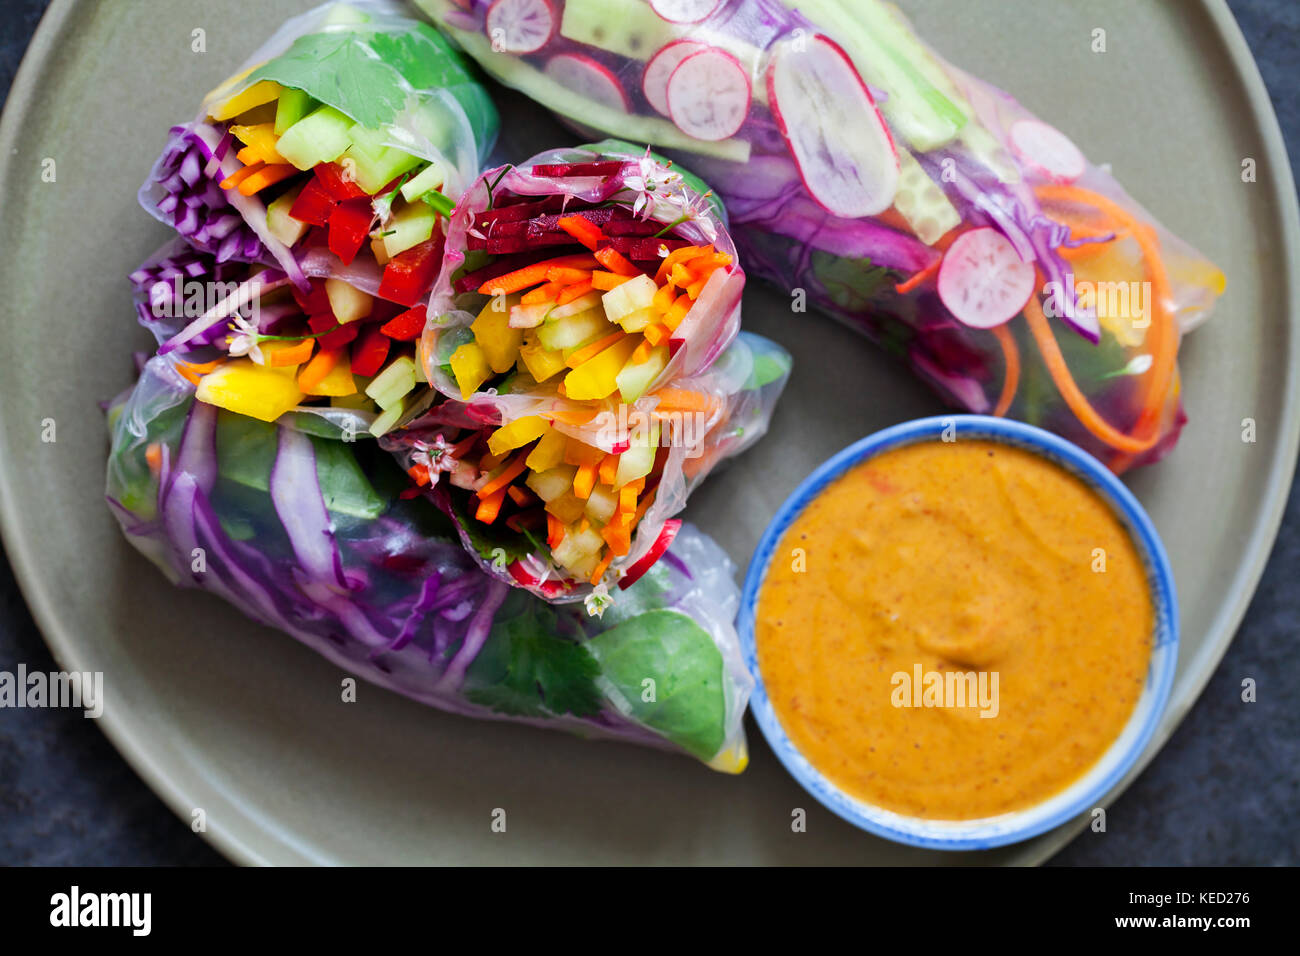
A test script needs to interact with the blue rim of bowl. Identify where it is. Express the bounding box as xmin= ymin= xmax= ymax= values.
xmin=738 ymin=415 xmax=1180 ymax=851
